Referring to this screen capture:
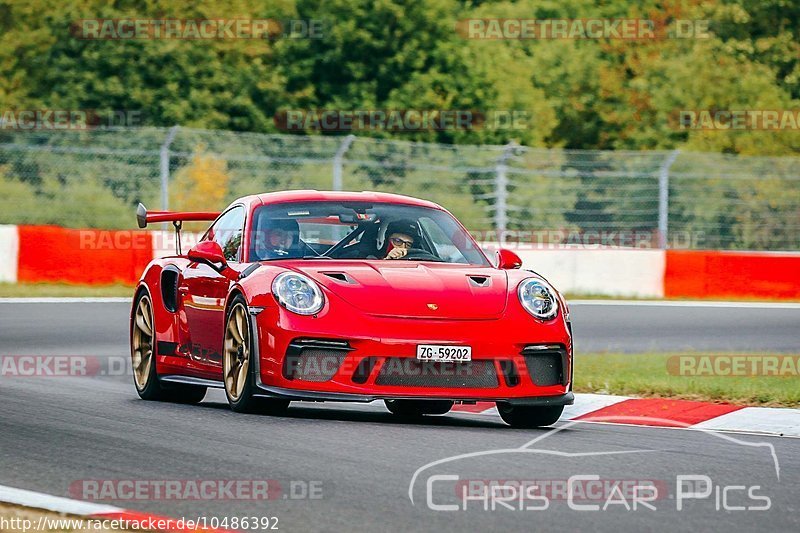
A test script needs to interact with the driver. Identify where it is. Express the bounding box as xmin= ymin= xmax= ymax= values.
xmin=255 ymin=218 xmax=301 ymax=259
xmin=380 ymin=220 xmax=418 ymax=260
